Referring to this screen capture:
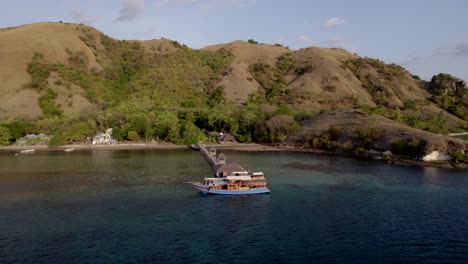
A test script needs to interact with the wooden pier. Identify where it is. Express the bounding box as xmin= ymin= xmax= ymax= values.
xmin=197 ymin=144 xmax=218 ymax=169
